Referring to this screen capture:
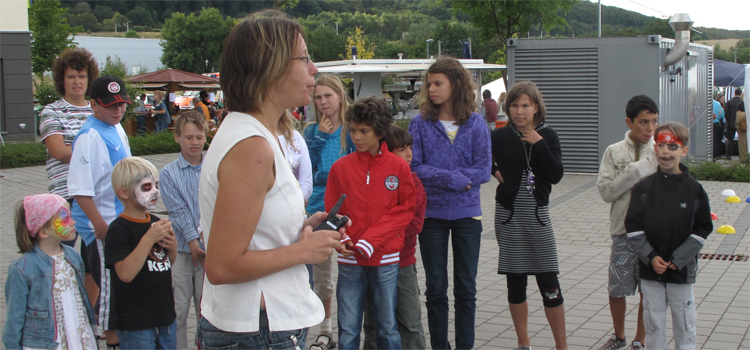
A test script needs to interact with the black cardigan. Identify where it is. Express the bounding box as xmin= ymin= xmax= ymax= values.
xmin=490 ymin=124 xmax=564 ymax=209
